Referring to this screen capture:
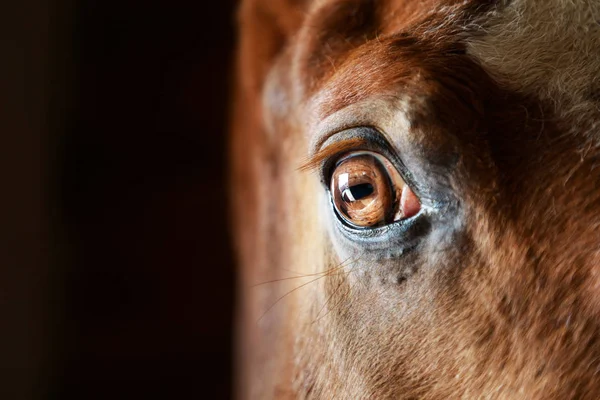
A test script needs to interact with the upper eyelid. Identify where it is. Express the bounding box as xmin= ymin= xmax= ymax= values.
xmin=300 ymin=127 xmax=406 ymax=194
xmin=307 ymin=97 xmax=404 ymax=155
xmin=301 ymin=127 xmax=400 ymax=176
